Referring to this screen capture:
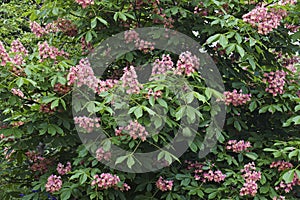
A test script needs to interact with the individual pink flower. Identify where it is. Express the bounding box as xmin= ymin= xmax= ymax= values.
xmin=146 ymin=88 xmax=162 ymax=99
xmin=57 ymin=162 xmax=72 ymax=175
xmin=45 ymin=175 xmax=62 ymax=193
xmin=156 ymin=176 xmax=173 ymax=191
xmin=120 ymin=66 xmax=142 ymax=94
